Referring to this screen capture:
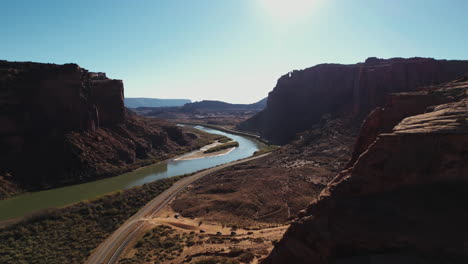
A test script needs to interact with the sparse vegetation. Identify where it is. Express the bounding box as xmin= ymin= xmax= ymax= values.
xmin=253 ymin=145 xmax=279 ymax=156
xmin=238 ymin=251 xmax=255 ymax=263
xmin=0 ymin=174 xmax=191 ymax=264
xmin=204 ymin=141 xmax=239 ymax=153
xmin=218 ymin=136 xmax=233 ymax=143
xmin=186 ymin=126 xmax=229 ymax=149
xmin=194 ymin=257 xmax=240 ymax=264
xmin=119 ymin=225 xmax=192 ymax=264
